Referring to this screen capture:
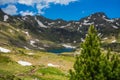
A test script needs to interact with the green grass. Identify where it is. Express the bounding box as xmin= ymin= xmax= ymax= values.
xmin=36 ymin=67 xmax=69 ymax=80
xmin=0 ymin=47 xmax=75 ymax=80
xmin=1 ymin=45 xmax=119 ymax=80
xmin=37 ymin=67 xmax=65 ymax=75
